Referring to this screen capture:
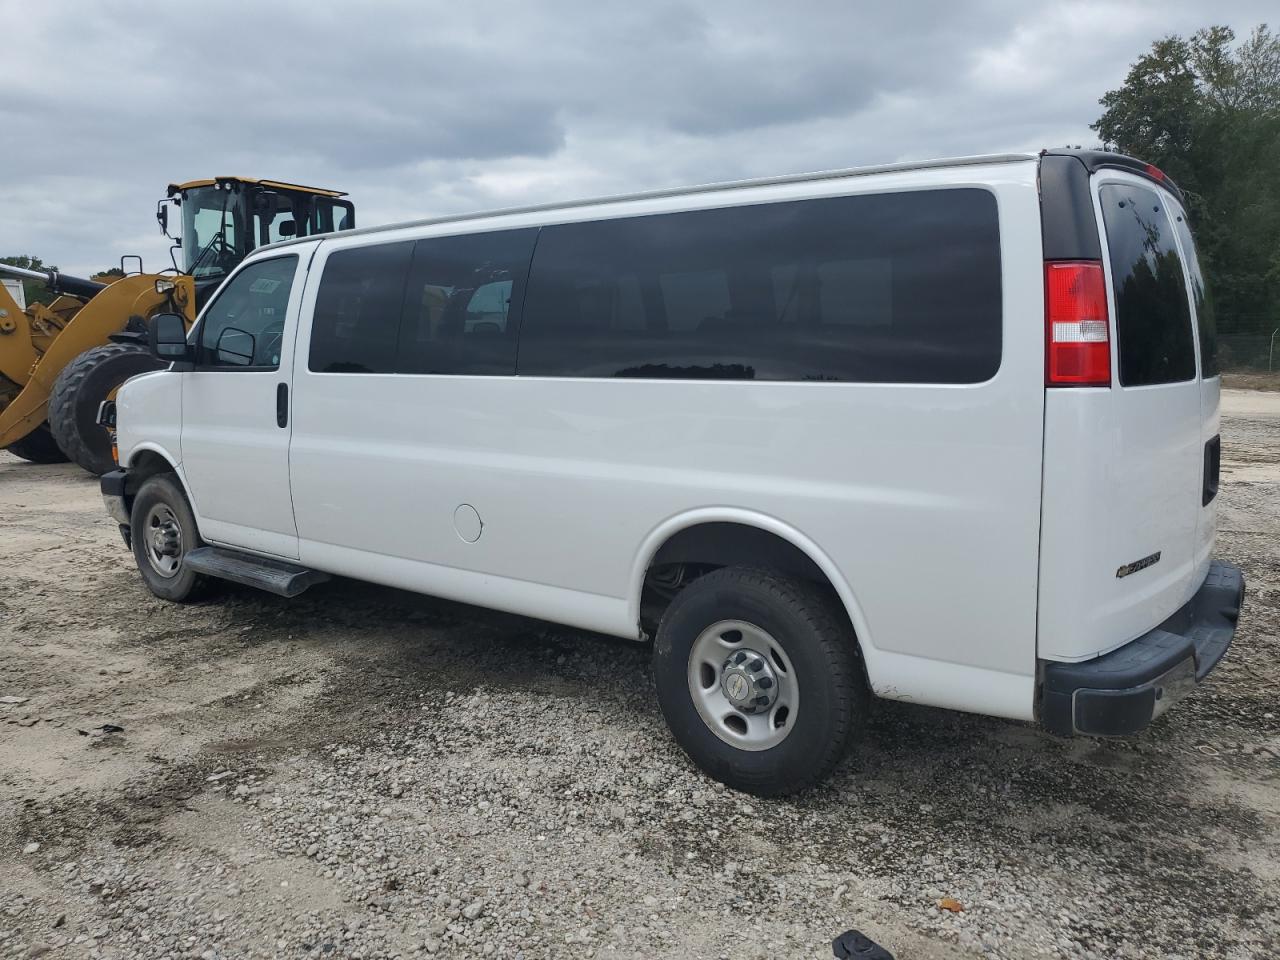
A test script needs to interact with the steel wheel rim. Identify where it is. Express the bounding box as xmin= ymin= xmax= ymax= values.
xmin=143 ymin=503 xmax=183 ymax=578
xmin=687 ymin=619 xmax=798 ymax=751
